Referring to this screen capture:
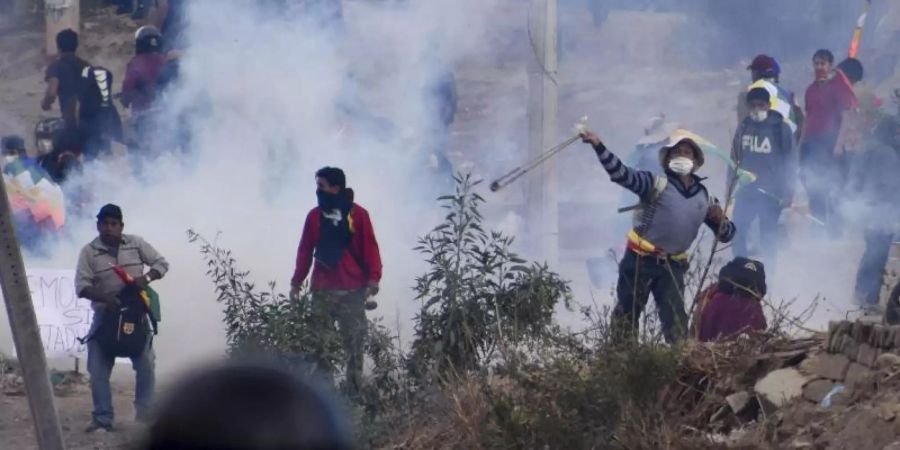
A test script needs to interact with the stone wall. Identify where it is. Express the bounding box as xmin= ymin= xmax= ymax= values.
xmin=797 ymin=321 xmax=900 ymax=405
